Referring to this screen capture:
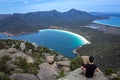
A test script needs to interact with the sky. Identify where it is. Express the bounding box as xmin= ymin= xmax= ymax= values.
xmin=0 ymin=0 xmax=120 ymax=14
